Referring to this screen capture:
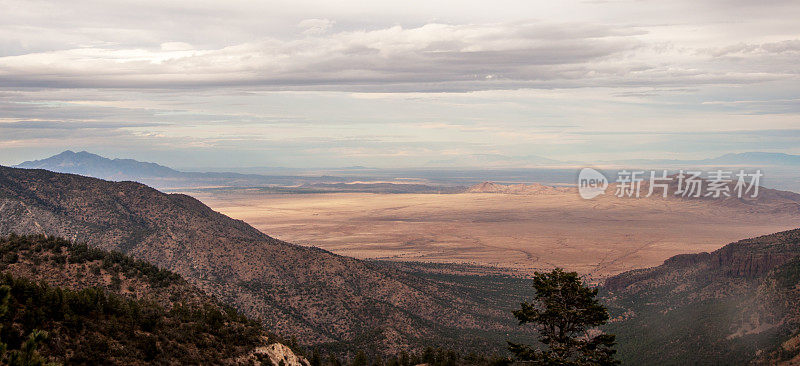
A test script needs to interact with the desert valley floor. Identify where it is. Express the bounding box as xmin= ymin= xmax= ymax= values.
xmin=192 ymin=190 xmax=800 ymax=278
